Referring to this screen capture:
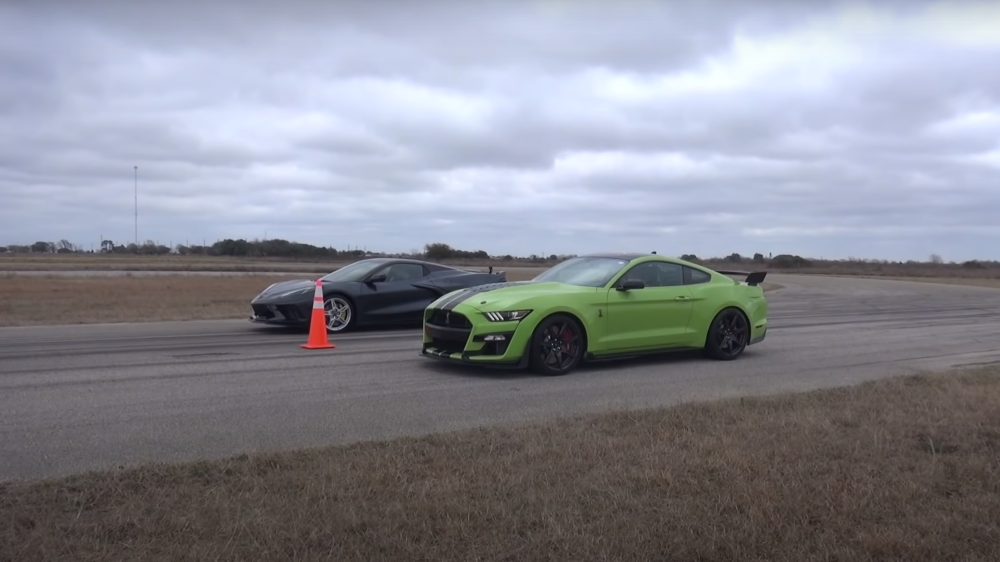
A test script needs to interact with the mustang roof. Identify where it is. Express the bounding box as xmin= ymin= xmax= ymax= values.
xmin=578 ymin=252 xmax=656 ymax=260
